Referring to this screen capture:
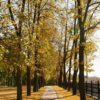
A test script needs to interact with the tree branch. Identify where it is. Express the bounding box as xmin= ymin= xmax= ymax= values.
xmin=88 ymin=4 xmax=100 ymax=28
xmin=8 ymin=0 xmax=19 ymax=35
xmin=85 ymin=21 xmax=100 ymax=32
xmin=83 ymin=0 xmax=91 ymax=24
xmin=89 ymin=2 xmax=100 ymax=7
xmin=18 ymin=0 xmax=26 ymax=37
xmin=40 ymin=0 xmax=49 ymax=12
